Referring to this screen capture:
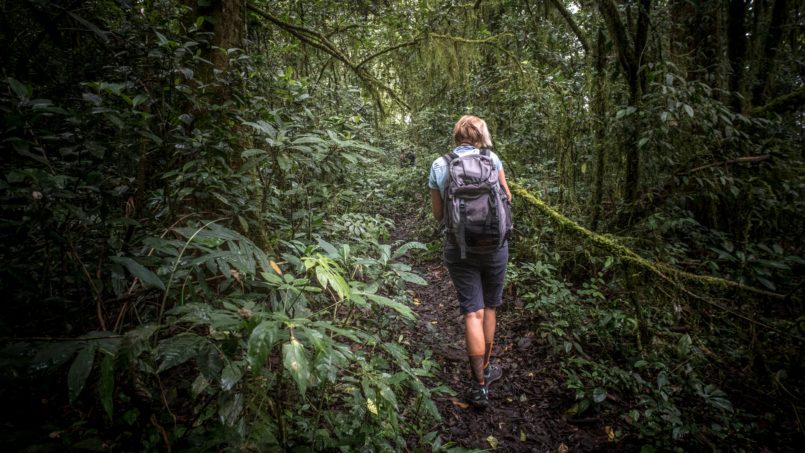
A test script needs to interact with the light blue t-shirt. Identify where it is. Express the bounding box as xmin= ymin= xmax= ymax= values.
xmin=428 ymin=145 xmax=503 ymax=198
